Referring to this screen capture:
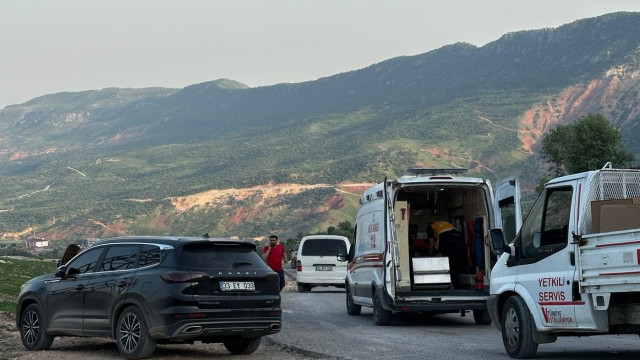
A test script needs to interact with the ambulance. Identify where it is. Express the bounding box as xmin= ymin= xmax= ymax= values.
xmin=489 ymin=163 xmax=640 ymax=358
xmin=339 ymin=168 xmax=520 ymax=325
